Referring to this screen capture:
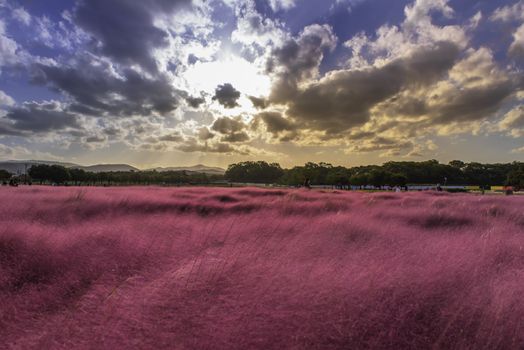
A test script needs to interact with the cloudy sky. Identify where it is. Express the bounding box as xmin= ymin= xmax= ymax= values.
xmin=0 ymin=0 xmax=523 ymax=168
